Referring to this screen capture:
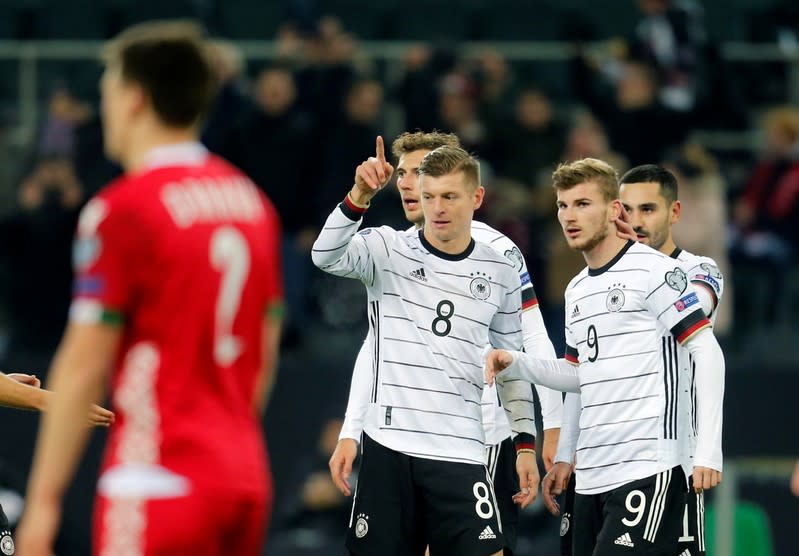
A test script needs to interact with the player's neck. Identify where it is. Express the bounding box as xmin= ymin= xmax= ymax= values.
xmin=421 ymin=227 xmax=472 ymax=256
xmin=121 ymin=125 xmax=199 ymax=173
xmin=583 ymin=234 xmax=629 ymax=270
xmin=658 ymin=236 xmax=677 ymax=258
